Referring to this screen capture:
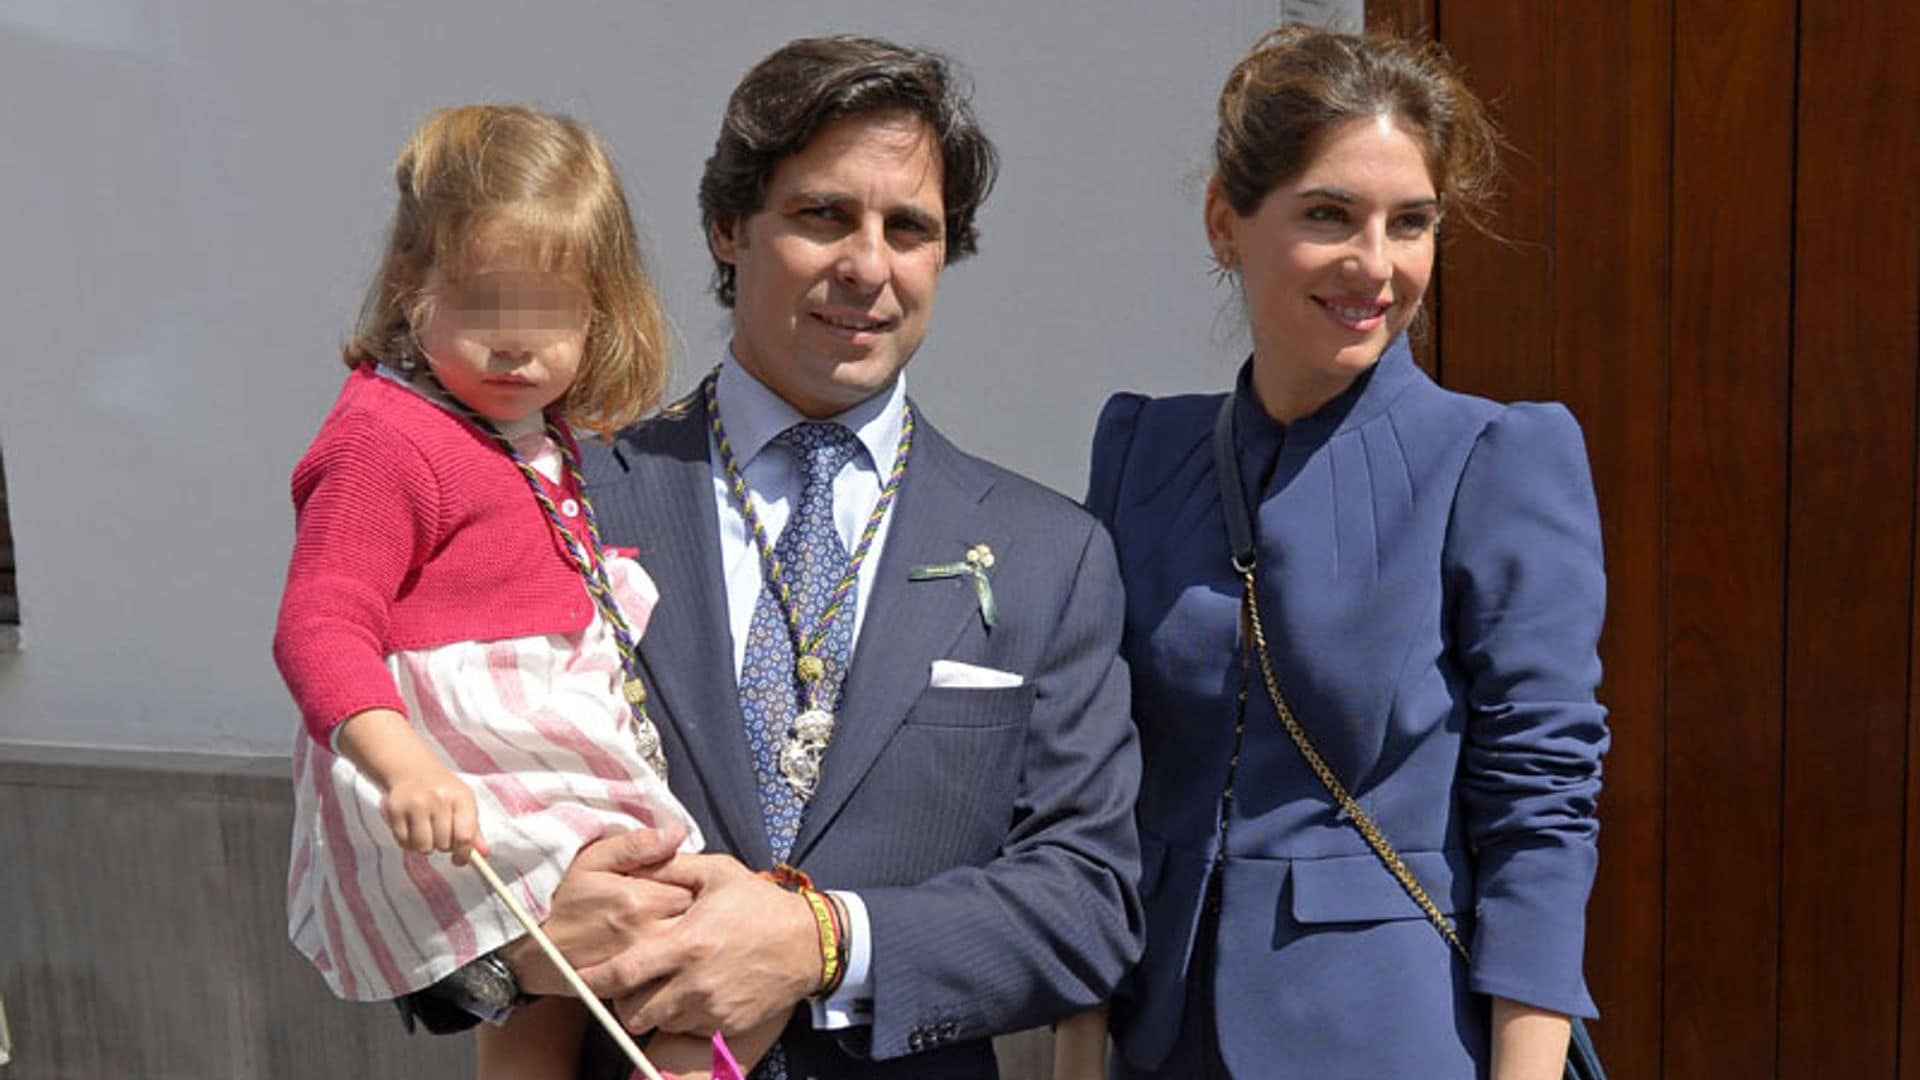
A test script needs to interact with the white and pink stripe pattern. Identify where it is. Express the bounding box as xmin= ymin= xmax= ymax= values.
xmin=287 ymin=555 xmax=702 ymax=1001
